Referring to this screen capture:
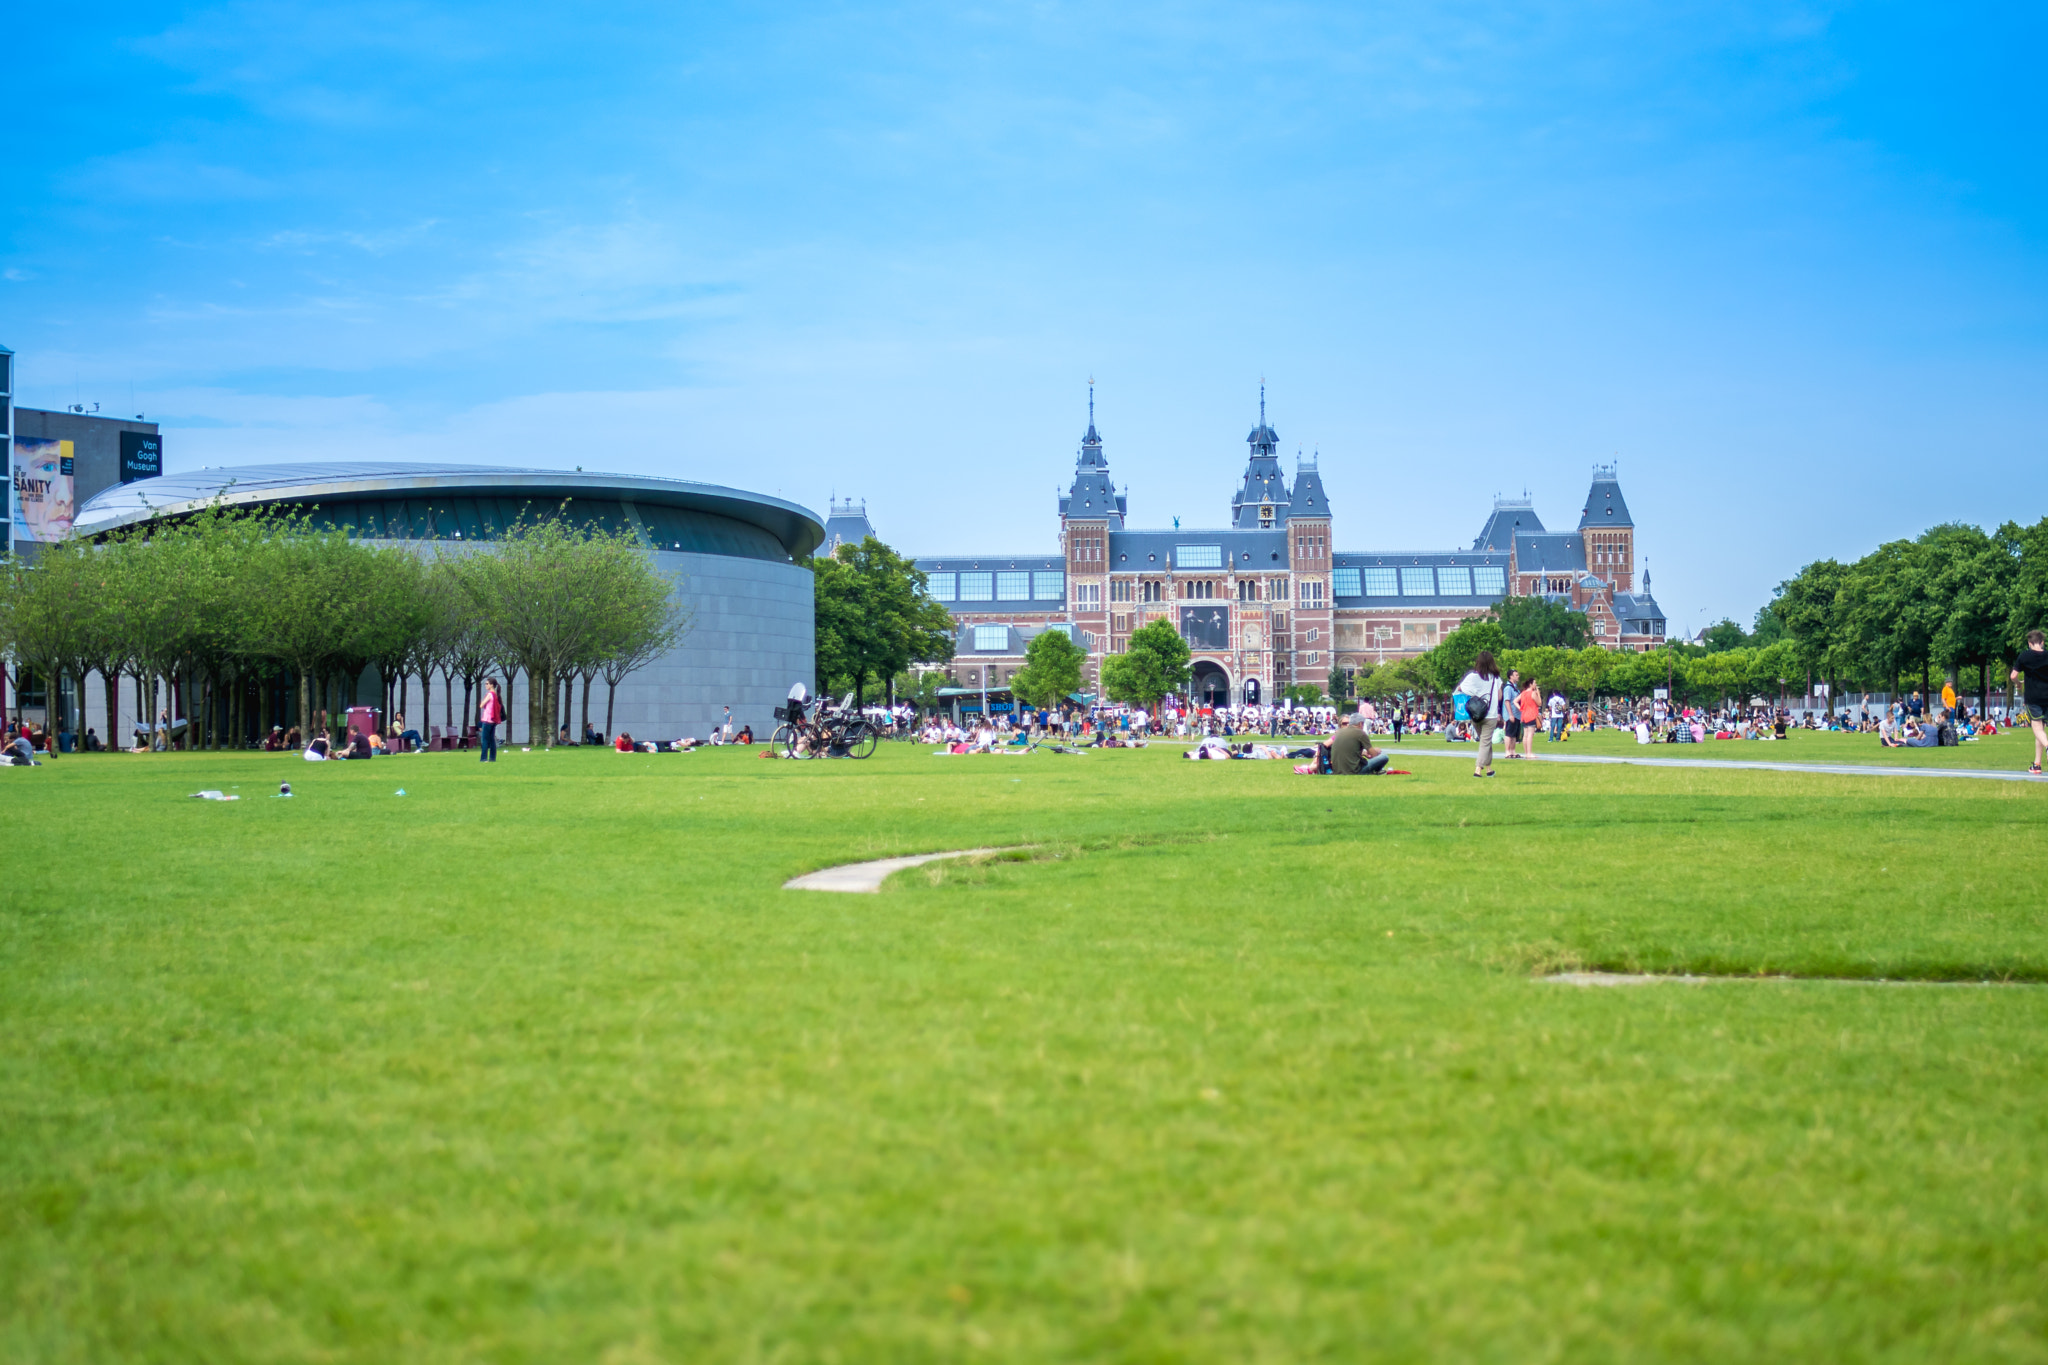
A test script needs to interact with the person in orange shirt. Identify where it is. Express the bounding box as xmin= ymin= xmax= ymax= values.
xmin=1517 ymin=676 xmax=1542 ymax=758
